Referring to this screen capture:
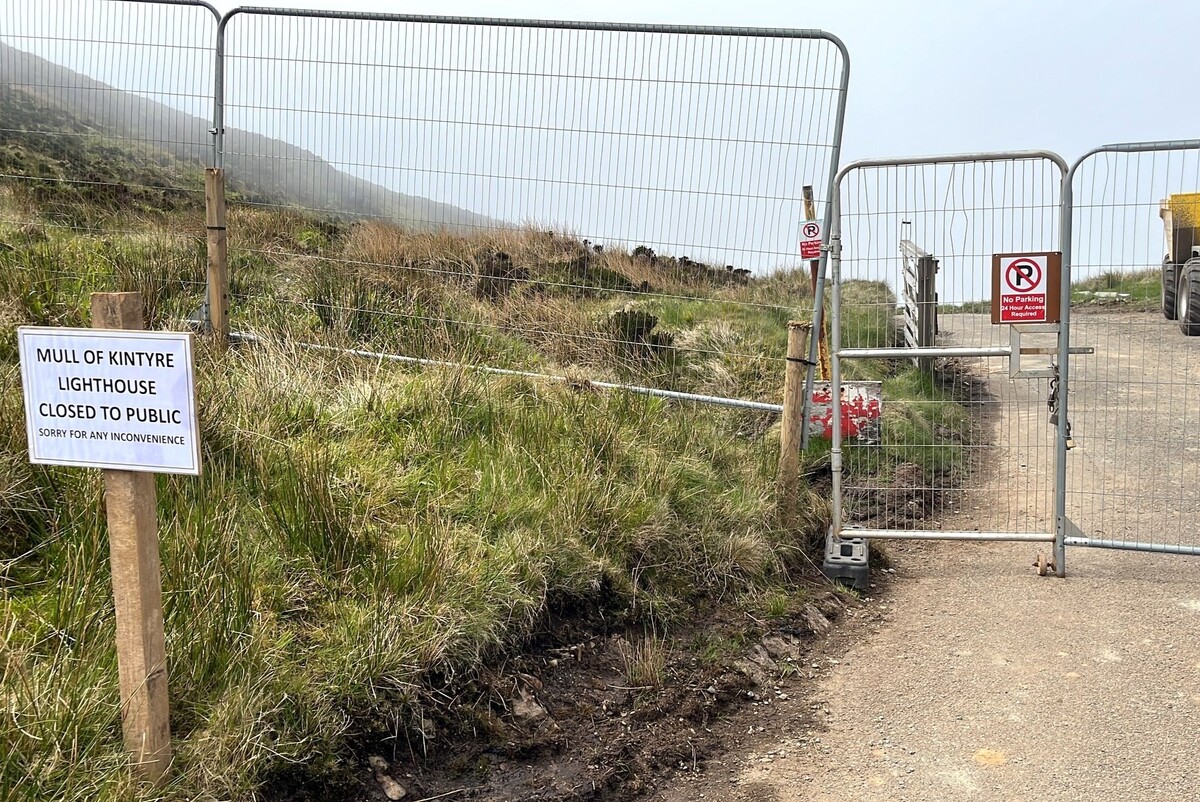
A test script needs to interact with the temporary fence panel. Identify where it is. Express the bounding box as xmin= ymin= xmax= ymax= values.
xmin=0 ymin=0 xmax=218 ymax=321
xmin=1063 ymin=141 xmax=1200 ymax=558
xmin=0 ymin=0 xmax=218 ymax=208
xmin=827 ymin=152 xmax=1068 ymax=571
xmin=216 ymin=9 xmax=848 ymax=402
